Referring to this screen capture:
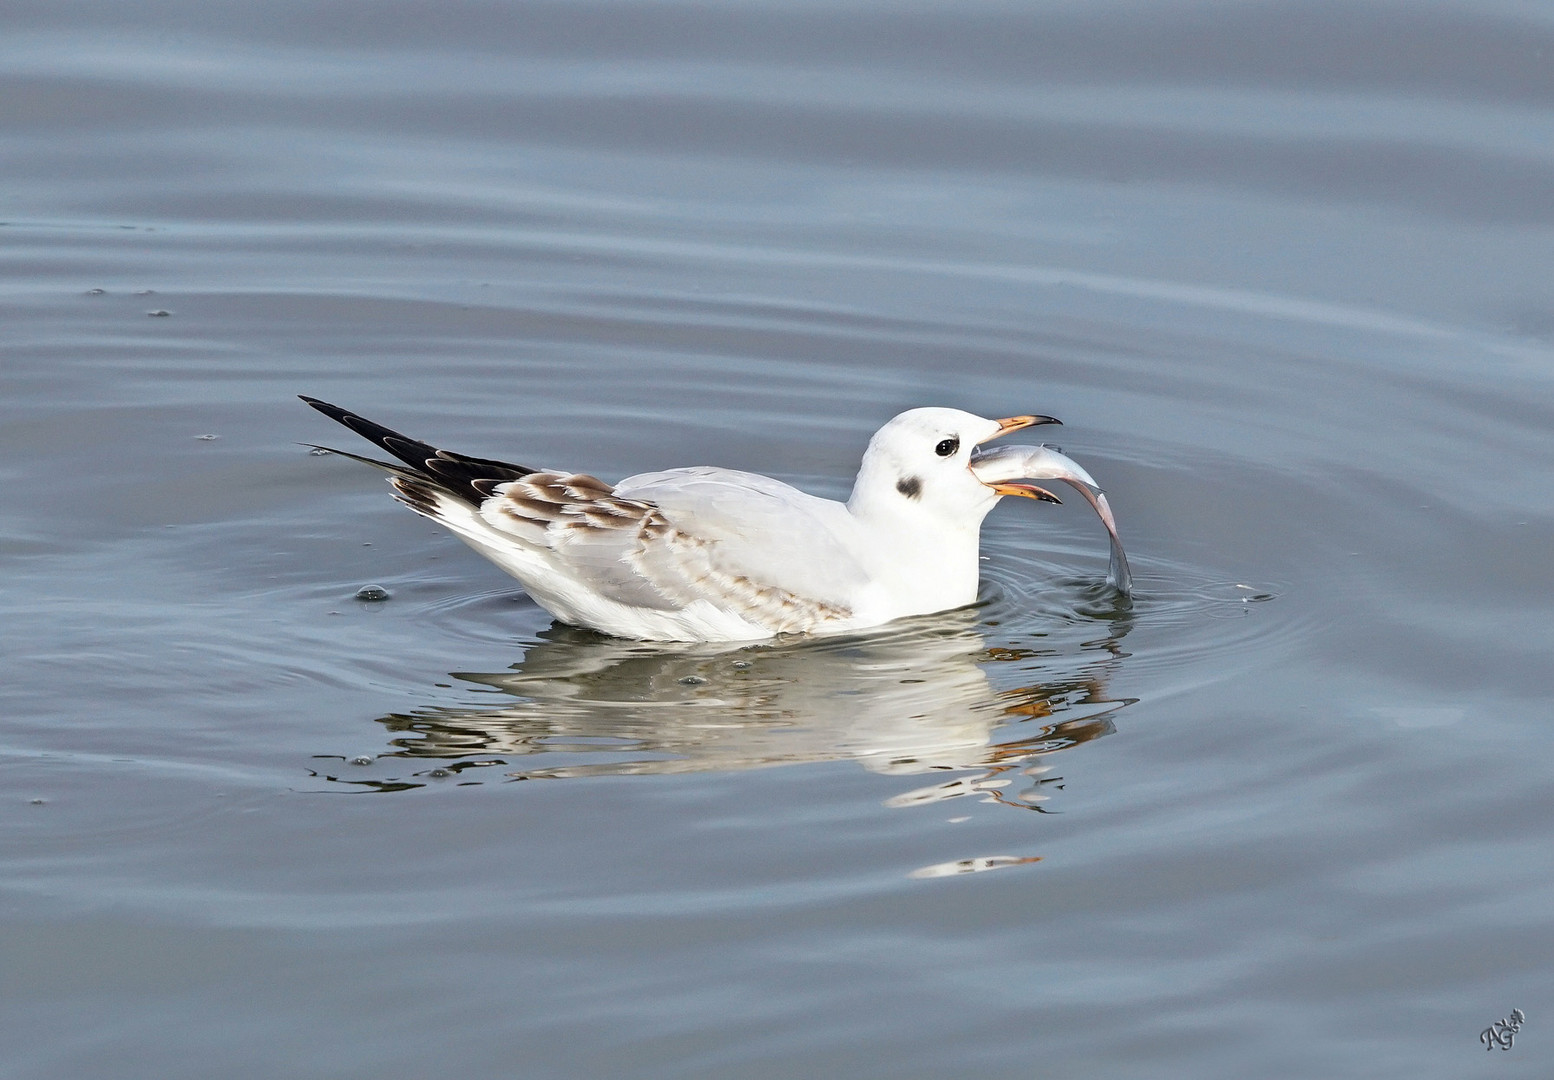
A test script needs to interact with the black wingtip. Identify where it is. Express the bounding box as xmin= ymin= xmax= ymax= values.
xmin=299 ymin=395 xmax=355 ymax=426
xmin=298 ymin=395 xmax=542 ymax=506
xmin=298 ymin=396 xmax=435 ymax=466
